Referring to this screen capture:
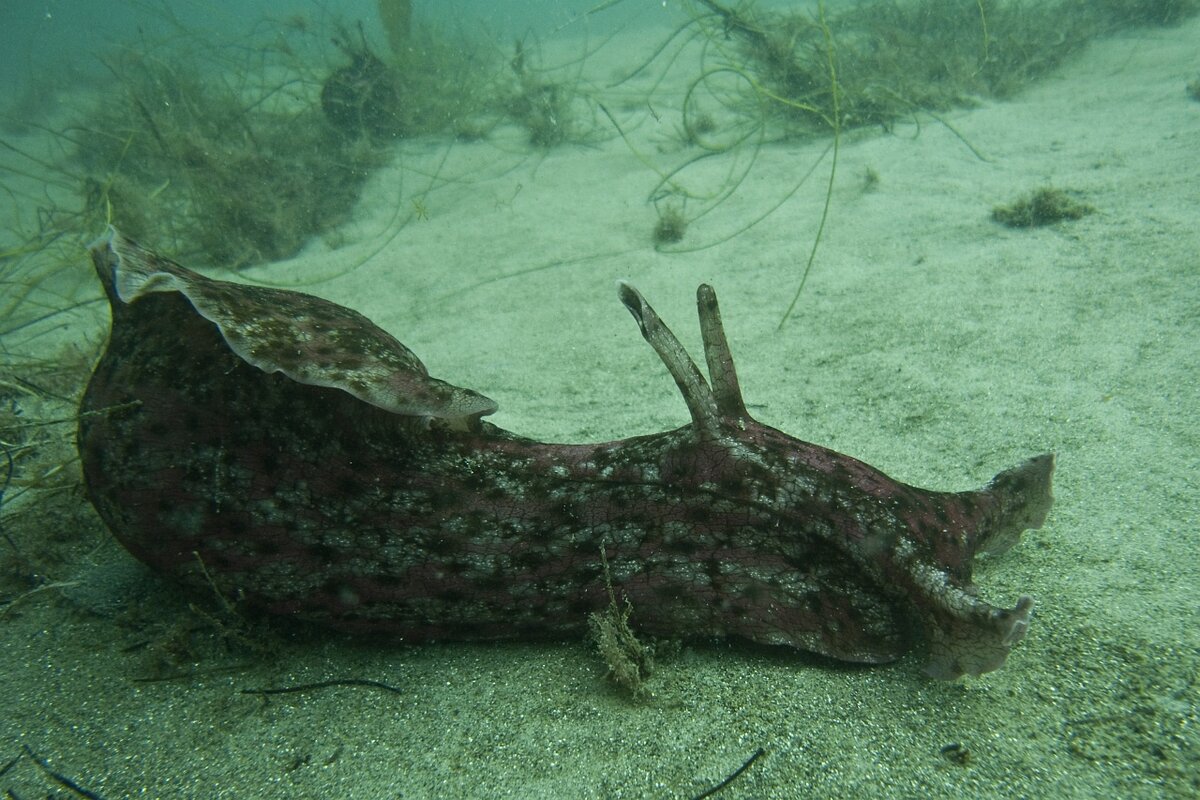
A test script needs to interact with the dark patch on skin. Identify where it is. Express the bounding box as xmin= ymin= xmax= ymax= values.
xmin=574 ymin=565 xmax=603 ymax=585
xmin=209 ymin=552 xmax=235 ymax=570
xmin=653 ymin=584 xmax=685 ymax=602
xmin=664 ymin=537 xmax=701 ymax=556
xmin=477 ymin=572 xmax=511 ymax=593
xmin=335 ymin=474 xmax=367 ymax=498
xmin=513 ymin=548 xmax=551 ymax=571
xmin=427 ymin=487 xmax=463 ymax=511
xmin=567 ymin=595 xmax=596 ymax=616
xmin=738 ymin=583 xmax=765 ymax=603
xmin=308 ymin=543 xmax=338 ymax=563
xmin=423 ymin=536 xmax=461 ymax=558
xmin=369 ymin=572 xmax=403 ymax=587
xmin=438 ymin=587 xmax=466 ymax=604
xmin=252 ymin=539 xmax=281 ymax=557
xmin=571 ymin=538 xmax=601 ymax=558
xmin=467 ymin=473 xmax=495 ymax=492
